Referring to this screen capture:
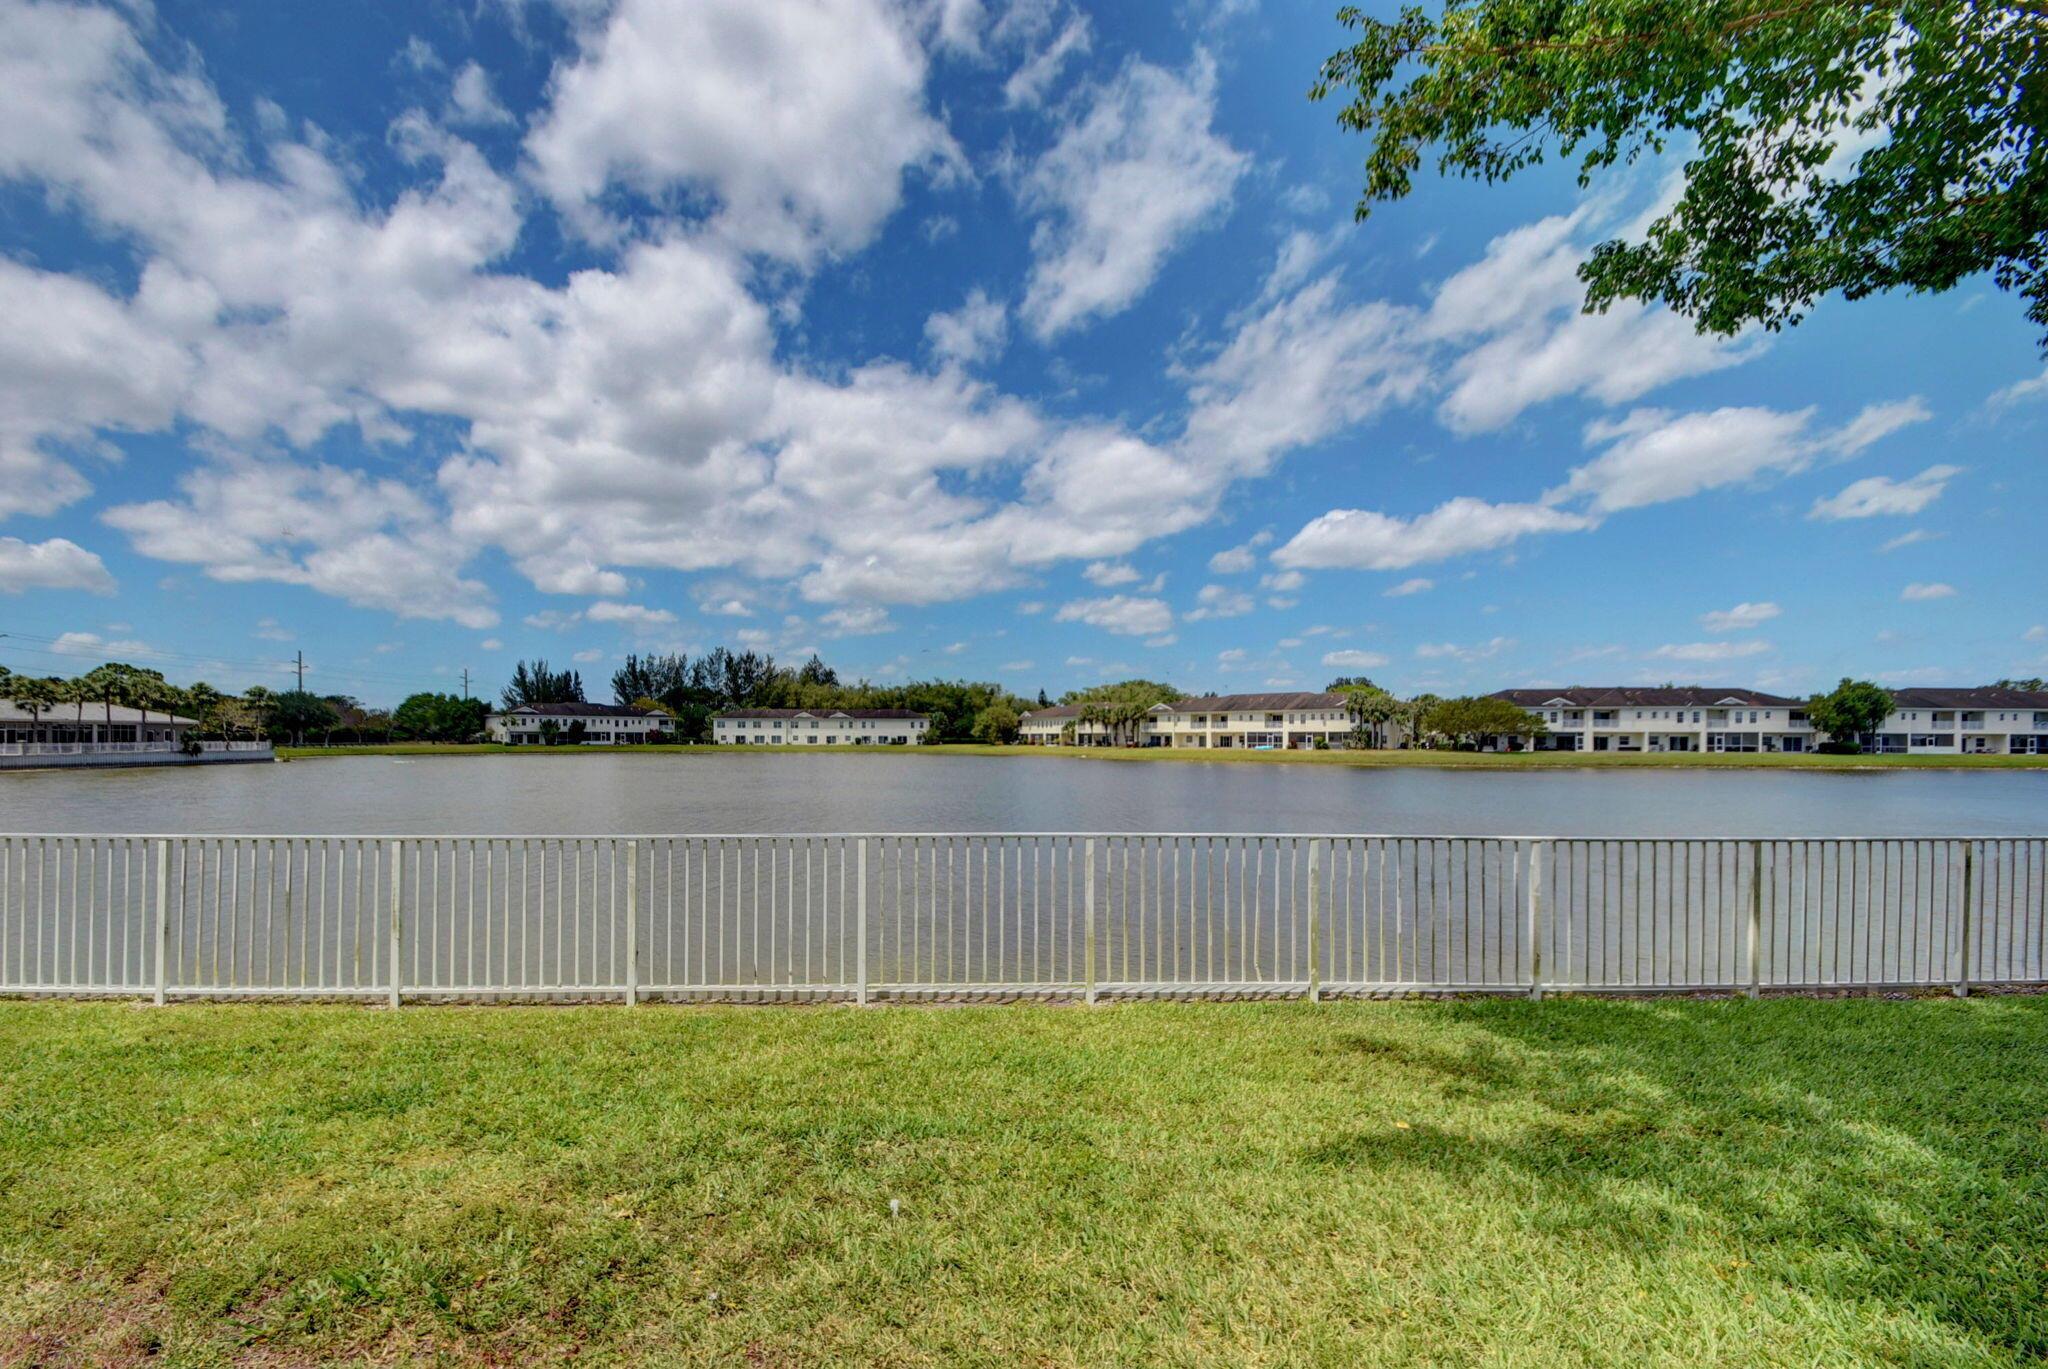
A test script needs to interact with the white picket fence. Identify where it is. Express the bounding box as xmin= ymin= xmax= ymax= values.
xmin=0 ymin=834 xmax=2041 ymax=1002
